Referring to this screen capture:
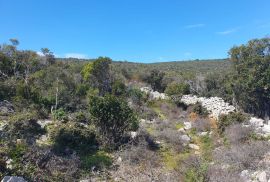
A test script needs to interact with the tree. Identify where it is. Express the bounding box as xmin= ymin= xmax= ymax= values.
xmin=229 ymin=38 xmax=270 ymax=118
xmin=41 ymin=48 xmax=55 ymax=65
xmin=81 ymin=57 xmax=112 ymax=96
xmin=145 ymin=69 xmax=166 ymax=92
xmin=0 ymin=52 xmax=13 ymax=78
xmin=89 ymin=95 xmax=138 ymax=149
